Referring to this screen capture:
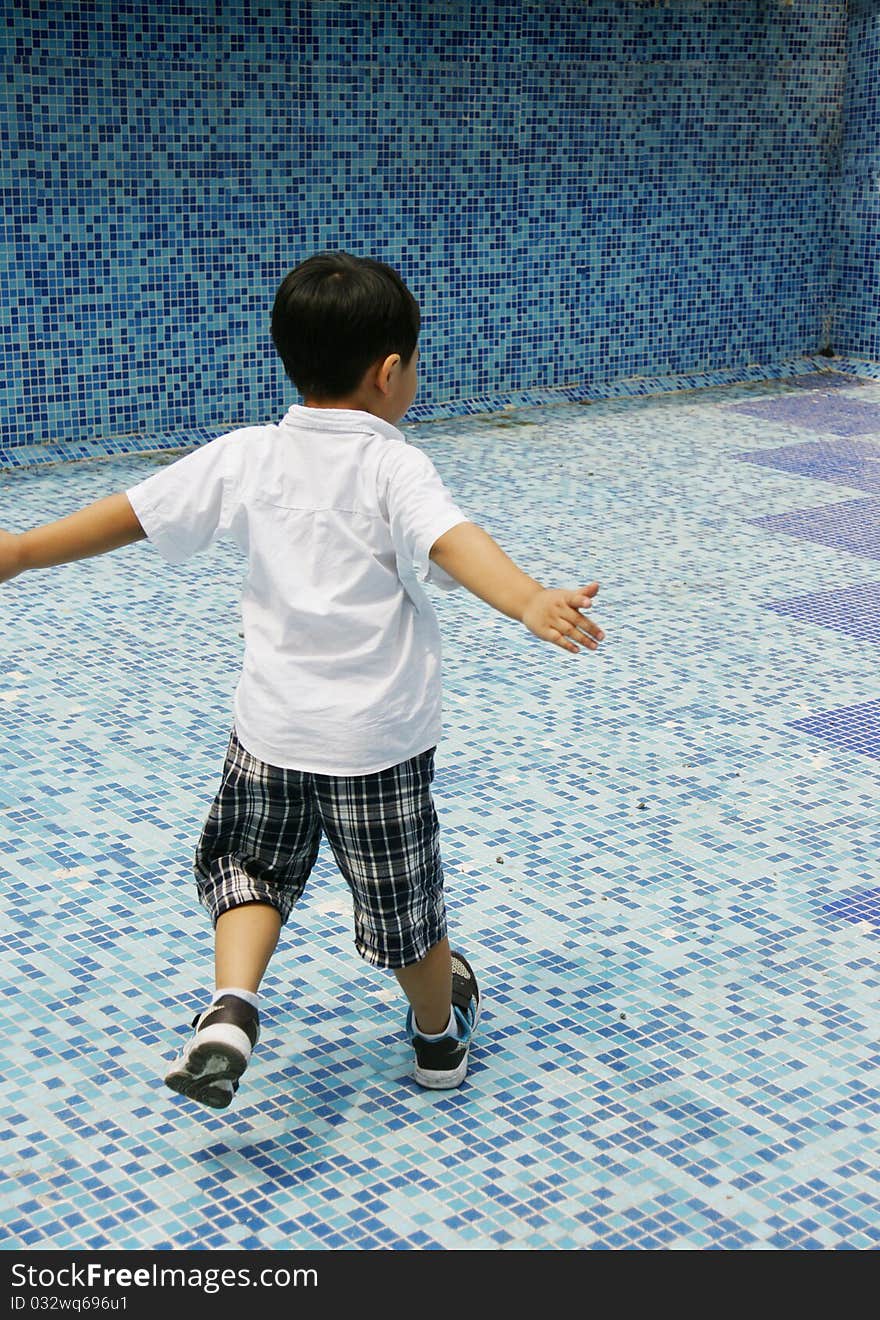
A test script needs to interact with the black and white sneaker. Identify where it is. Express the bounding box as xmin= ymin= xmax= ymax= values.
xmin=406 ymin=950 xmax=481 ymax=1090
xmin=164 ymin=995 xmax=259 ymax=1110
